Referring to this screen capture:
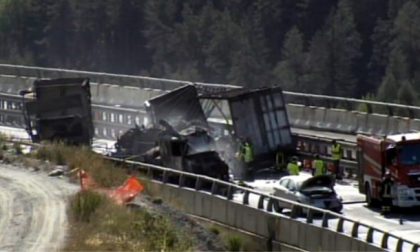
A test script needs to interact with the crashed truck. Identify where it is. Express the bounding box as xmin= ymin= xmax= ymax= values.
xmin=113 ymin=85 xmax=230 ymax=180
xmin=20 ymin=78 xmax=93 ymax=145
xmin=114 ymin=84 xmax=295 ymax=180
xmin=200 ymin=86 xmax=295 ymax=177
